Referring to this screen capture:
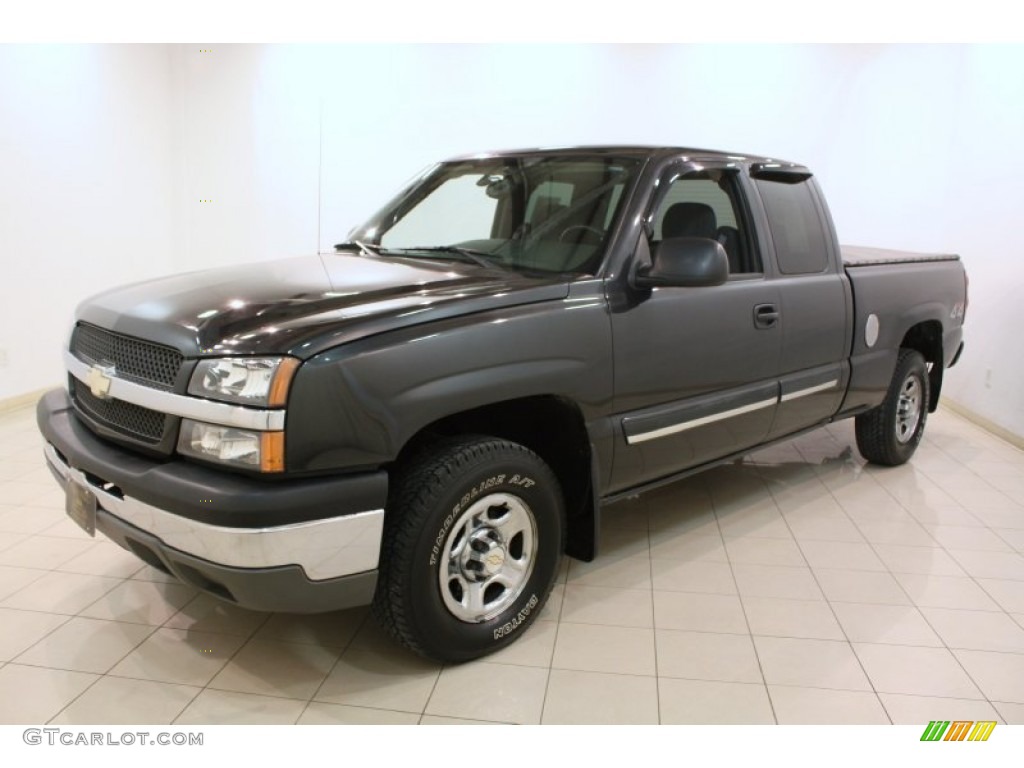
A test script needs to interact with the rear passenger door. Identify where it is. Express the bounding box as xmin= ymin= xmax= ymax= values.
xmin=751 ymin=172 xmax=852 ymax=439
